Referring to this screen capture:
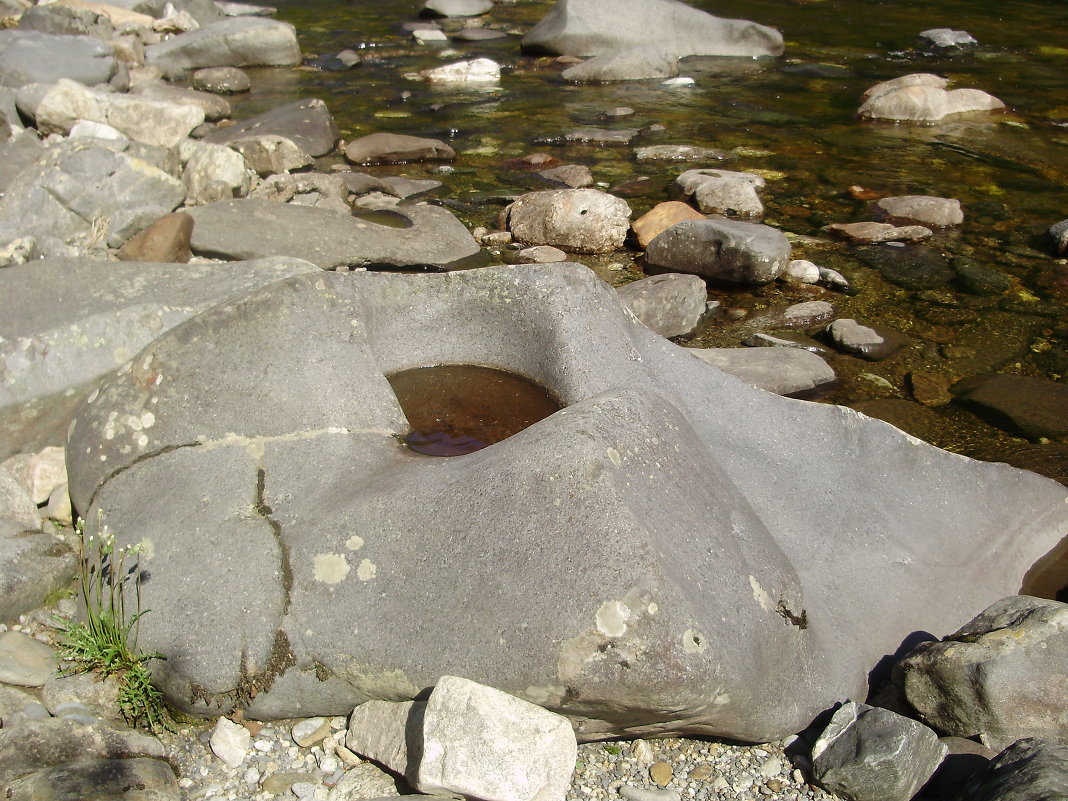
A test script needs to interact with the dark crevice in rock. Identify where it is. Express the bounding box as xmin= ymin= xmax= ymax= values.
xmin=86 ymin=441 xmax=198 ymax=512
xmin=778 ymin=602 xmax=808 ymax=630
xmin=254 ymin=466 xmax=292 ymax=616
